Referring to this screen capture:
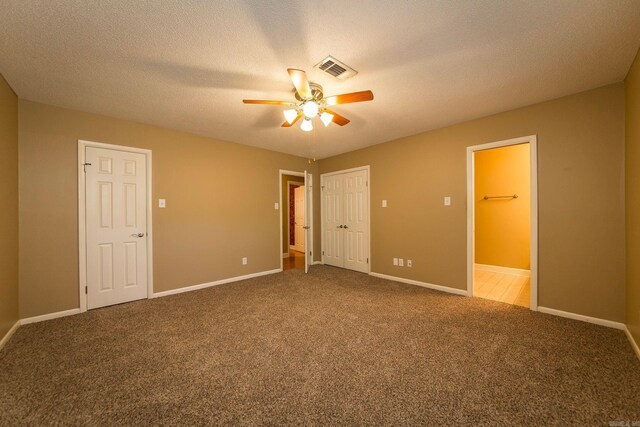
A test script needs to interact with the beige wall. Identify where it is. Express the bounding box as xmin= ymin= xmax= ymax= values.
xmin=474 ymin=144 xmax=530 ymax=269
xmin=626 ymin=49 xmax=640 ymax=346
xmin=319 ymin=84 xmax=625 ymax=322
xmin=0 ymin=74 xmax=19 ymax=338
xmin=18 ymin=100 xmax=319 ymax=318
xmin=281 ymin=174 xmax=304 ymax=253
